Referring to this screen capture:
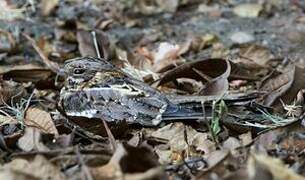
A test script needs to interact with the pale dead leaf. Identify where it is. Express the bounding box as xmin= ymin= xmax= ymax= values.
xmin=193 ymin=133 xmax=216 ymax=154
xmin=0 ymin=1 xmax=24 ymax=21
xmin=222 ymin=137 xmax=241 ymax=151
xmin=0 ymin=30 xmax=16 ymax=52
xmin=205 ymin=150 xmax=229 ymax=169
xmin=239 ymin=131 xmax=252 ymax=146
xmin=0 ymin=155 xmax=66 ymax=180
xmin=41 ymin=0 xmax=59 ymax=16
xmin=124 ymin=167 xmax=163 ymax=180
xmin=25 ymin=108 xmax=59 ymax=137
xmin=137 ymin=0 xmax=179 ymax=14
xmin=151 ymin=42 xmax=190 ymax=73
xmin=233 ymin=4 xmax=263 ymax=18
xmin=17 ymin=127 xmax=49 ymax=152
xmin=153 ymin=42 xmax=180 ymax=63
xmin=155 ymin=149 xmax=172 ymax=164
xmin=190 ymin=34 xmax=218 ymax=52
xmin=0 ymin=114 xmax=16 ymax=126
xmin=151 ymin=123 xmax=216 ymax=156
xmin=156 ymin=0 xmax=179 ymax=12
xmin=248 ymin=153 xmax=304 ymax=180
